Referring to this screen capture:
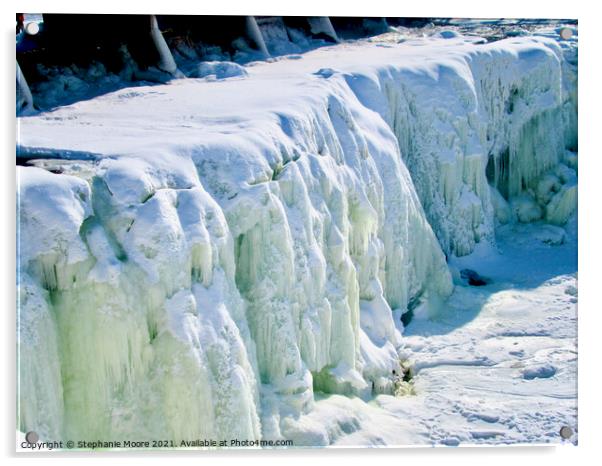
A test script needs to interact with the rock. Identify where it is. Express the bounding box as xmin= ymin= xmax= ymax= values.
xmin=460 ymin=269 xmax=491 ymax=286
